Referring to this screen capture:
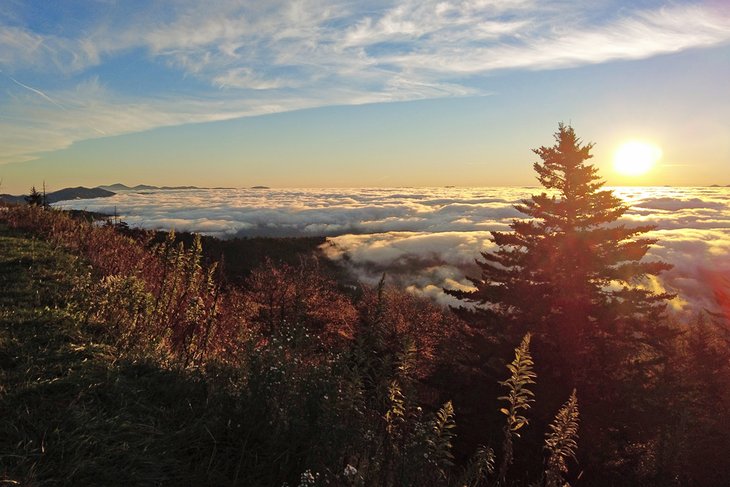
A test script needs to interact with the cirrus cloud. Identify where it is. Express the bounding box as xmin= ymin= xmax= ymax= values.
xmin=1 ymin=1 xmax=729 ymax=163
